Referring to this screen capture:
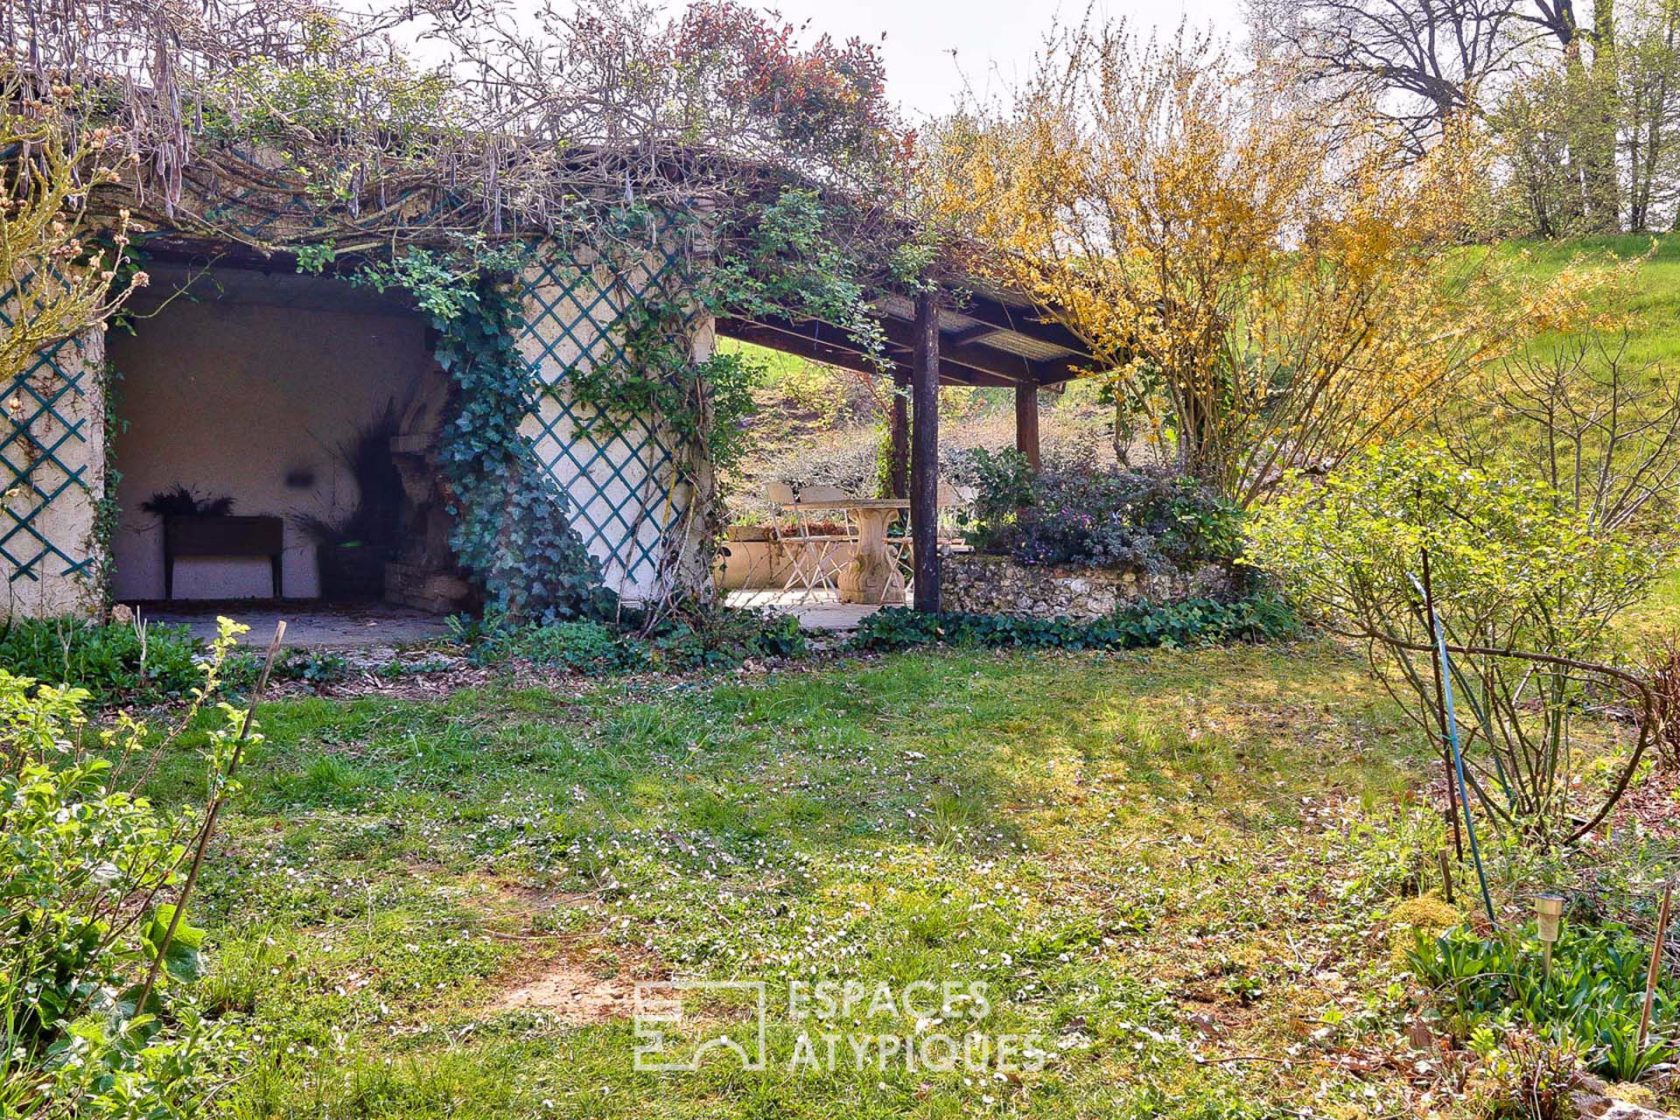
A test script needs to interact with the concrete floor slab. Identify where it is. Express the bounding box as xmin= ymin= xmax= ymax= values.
xmin=129 ymin=590 xmax=888 ymax=651
xmin=131 ymin=600 xmax=453 ymax=648
xmin=723 ymin=589 xmax=895 ymax=632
